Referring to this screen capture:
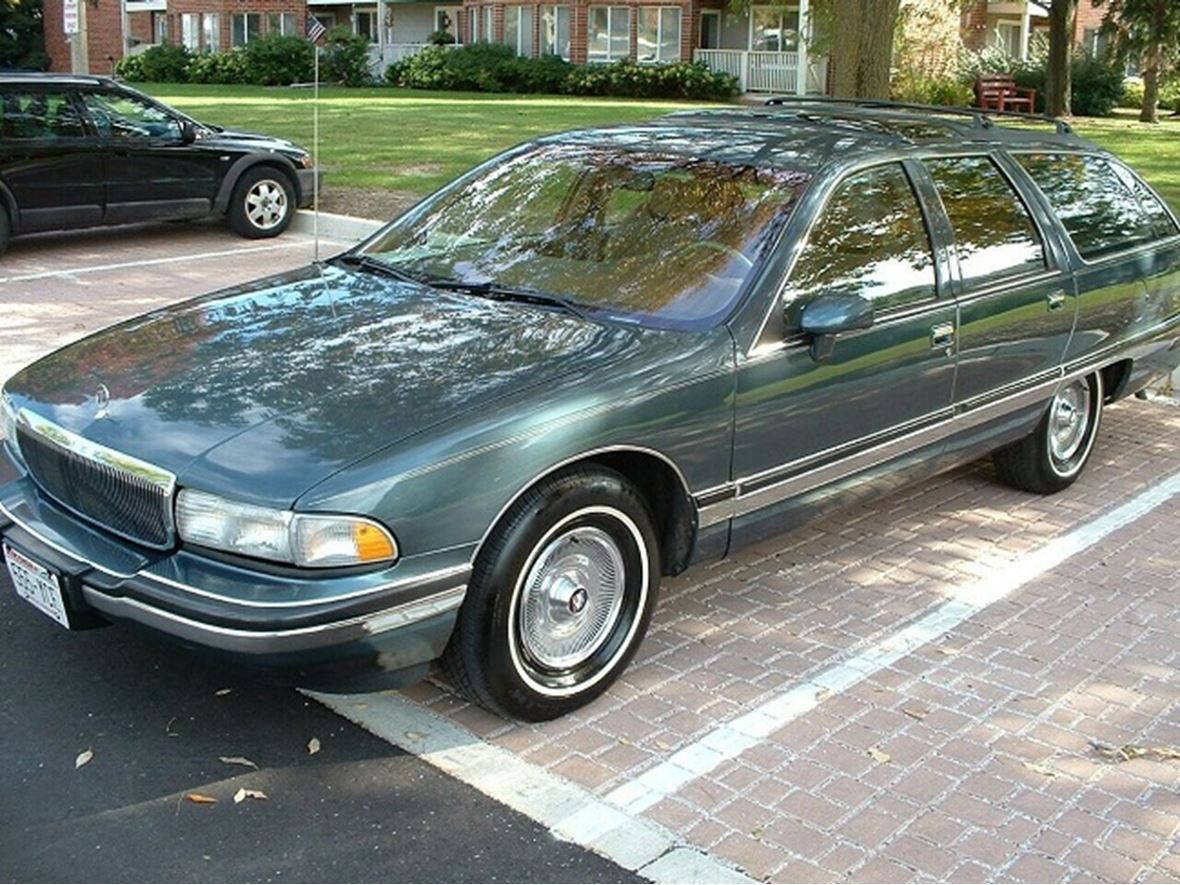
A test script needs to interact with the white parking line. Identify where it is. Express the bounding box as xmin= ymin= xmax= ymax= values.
xmin=0 ymin=240 xmax=317 ymax=285
xmin=307 ymin=469 xmax=1180 ymax=880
